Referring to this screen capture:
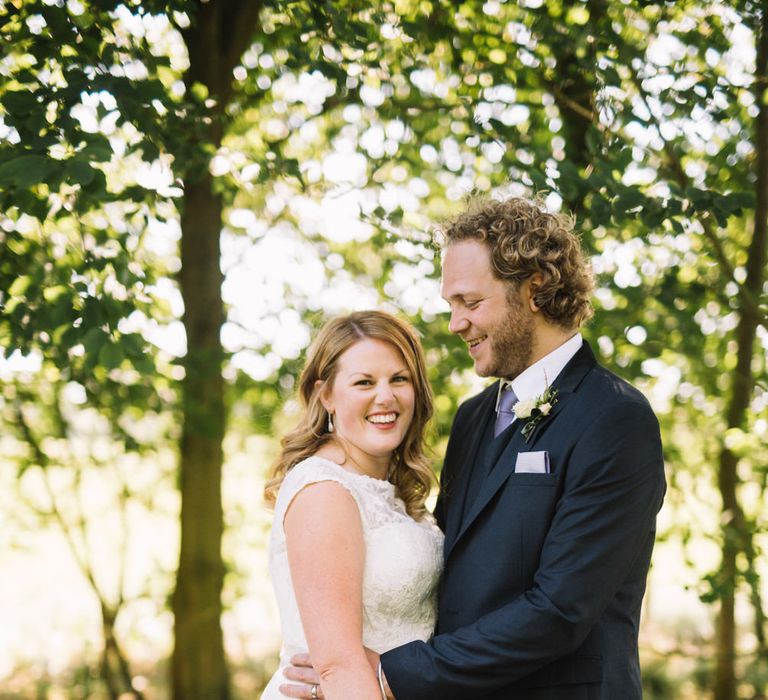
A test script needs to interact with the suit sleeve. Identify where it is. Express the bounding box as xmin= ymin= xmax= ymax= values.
xmin=433 ymin=399 xmax=474 ymax=532
xmin=381 ymin=398 xmax=666 ymax=700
